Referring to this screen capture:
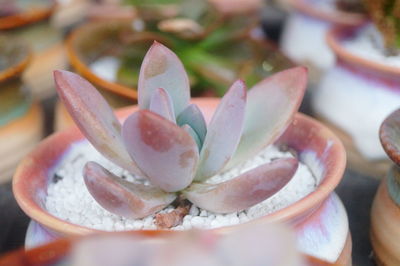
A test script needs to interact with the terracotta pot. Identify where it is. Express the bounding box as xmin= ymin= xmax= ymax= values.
xmin=312 ymin=24 xmax=398 ymax=178
xmin=0 ymin=233 xmax=337 ymax=266
xmin=370 ymin=108 xmax=400 ymax=265
xmin=280 ymin=0 xmax=366 ymax=82
xmin=0 ymin=38 xmax=43 ymax=183
xmin=66 ymin=20 xmax=293 ymax=100
xmin=13 ymin=98 xmax=350 ymax=264
xmin=3 ymin=1 xmax=68 ymax=100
